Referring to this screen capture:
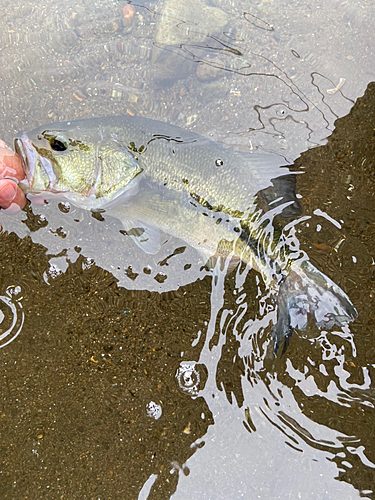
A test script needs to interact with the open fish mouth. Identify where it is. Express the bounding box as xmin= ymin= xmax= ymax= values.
xmin=14 ymin=135 xmax=34 ymax=185
xmin=14 ymin=135 xmax=56 ymax=191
